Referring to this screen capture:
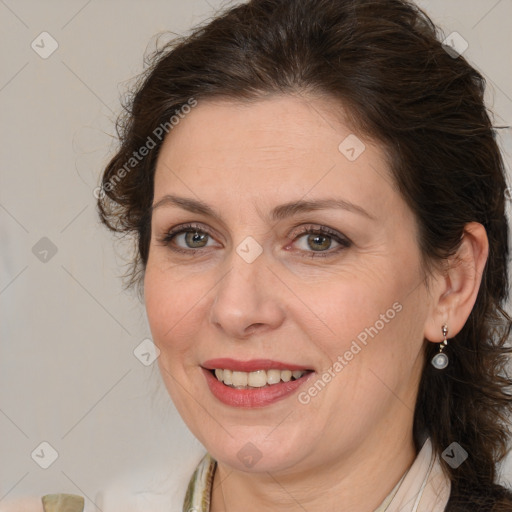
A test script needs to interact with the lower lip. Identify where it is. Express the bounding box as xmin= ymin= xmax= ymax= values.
xmin=202 ymin=368 xmax=315 ymax=408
